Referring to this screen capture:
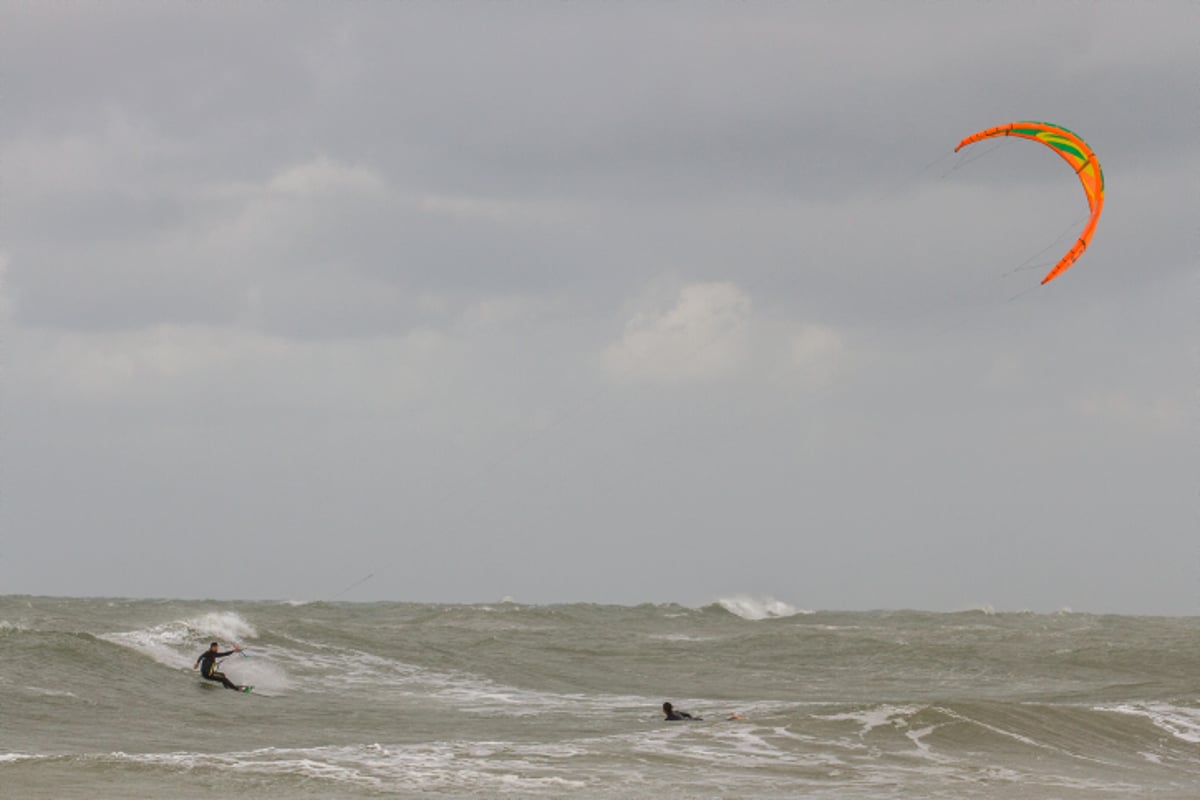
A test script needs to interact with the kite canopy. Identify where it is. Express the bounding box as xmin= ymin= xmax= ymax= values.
xmin=955 ymin=121 xmax=1104 ymax=285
